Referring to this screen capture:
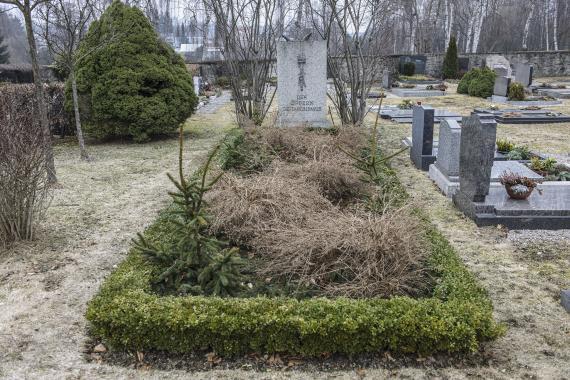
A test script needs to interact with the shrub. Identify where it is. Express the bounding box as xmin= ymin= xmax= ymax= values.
xmin=72 ymin=0 xmax=197 ymax=142
xmin=442 ymin=36 xmax=459 ymax=79
xmin=506 ymin=145 xmax=532 ymax=160
xmin=86 ymin=224 xmax=504 ymax=356
xmin=458 ymin=67 xmax=495 ymax=98
xmin=508 ymin=82 xmax=526 ymax=101
xmin=216 ymin=76 xmax=230 ymax=88
xmin=398 ymin=99 xmax=414 ymax=109
xmin=496 ymin=138 xmax=515 ymax=153
xmin=400 ymin=62 xmax=415 ymax=76
xmin=0 ymin=85 xmax=50 ymax=244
